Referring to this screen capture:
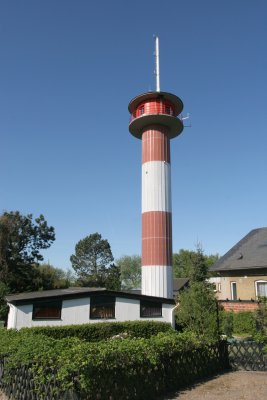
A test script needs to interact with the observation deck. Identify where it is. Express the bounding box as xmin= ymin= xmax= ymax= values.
xmin=128 ymin=91 xmax=184 ymax=139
